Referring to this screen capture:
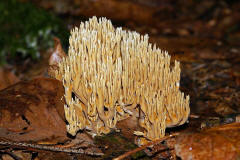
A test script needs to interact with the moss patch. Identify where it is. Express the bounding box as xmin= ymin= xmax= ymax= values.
xmin=0 ymin=0 xmax=69 ymax=65
xmin=94 ymin=132 xmax=150 ymax=159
